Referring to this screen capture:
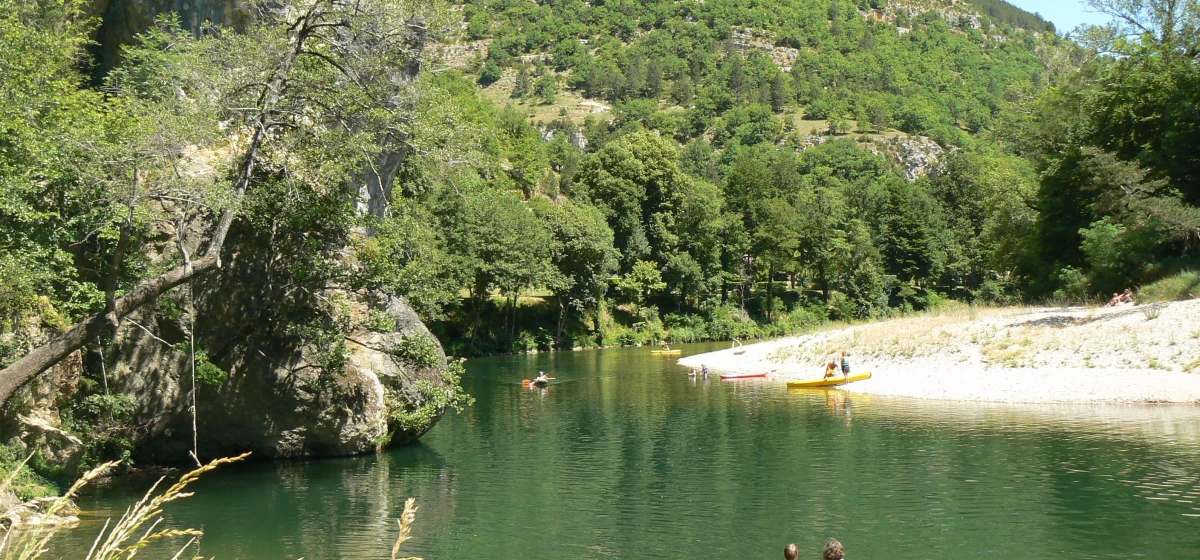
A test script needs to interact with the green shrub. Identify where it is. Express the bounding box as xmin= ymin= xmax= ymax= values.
xmin=77 ymin=393 xmax=137 ymax=423
xmin=367 ymin=308 xmax=396 ymax=332
xmin=386 ymin=360 xmax=474 ymax=437
xmin=1052 ymin=266 xmax=1091 ymax=303
xmin=1136 ymin=270 xmax=1200 ymax=303
xmin=974 ymin=278 xmax=1018 ymax=304
xmin=0 ymin=444 xmax=59 ymax=500
xmin=391 ymin=334 xmax=442 ymax=369
xmin=173 ymin=342 xmax=229 ymax=385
